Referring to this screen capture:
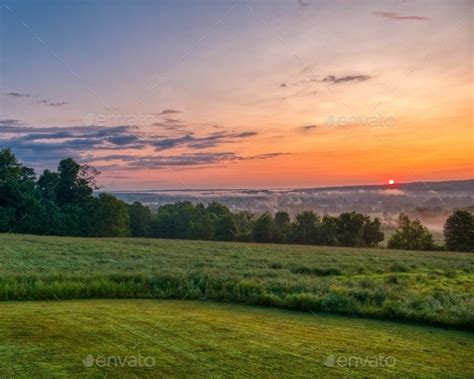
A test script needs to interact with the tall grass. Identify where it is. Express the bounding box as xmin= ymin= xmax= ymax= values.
xmin=1 ymin=234 xmax=473 ymax=329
